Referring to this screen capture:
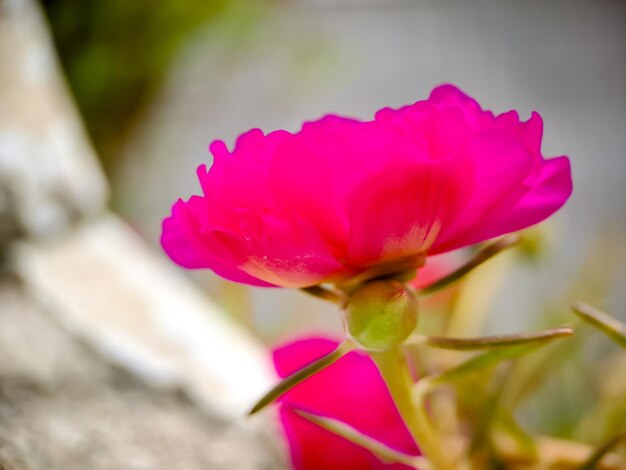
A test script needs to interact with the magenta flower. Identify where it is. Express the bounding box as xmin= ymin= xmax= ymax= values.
xmin=273 ymin=337 xmax=420 ymax=469
xmin=162 ymin=85 xmax=571 ymax=287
